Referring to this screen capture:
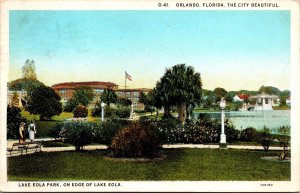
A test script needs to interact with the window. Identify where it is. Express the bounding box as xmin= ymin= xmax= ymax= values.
xmin=60 ymin=89 xmax=66 ymax=94
xmin=257 ymin=98 xmax=262 ymax=105
xmin=95 ymin=89 xmax=104 ymax=93
xmin=265 ymin=98 xmax=269 ymax=104
xmin=133 ymin=92 xmax=139 ymax=98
